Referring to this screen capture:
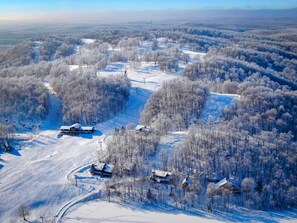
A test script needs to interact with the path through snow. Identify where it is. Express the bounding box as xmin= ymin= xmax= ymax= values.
xmin=0 ymin=41 xmax=247 ymax=223
xmin=200 ymin=93 xmax=240 ymax=123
